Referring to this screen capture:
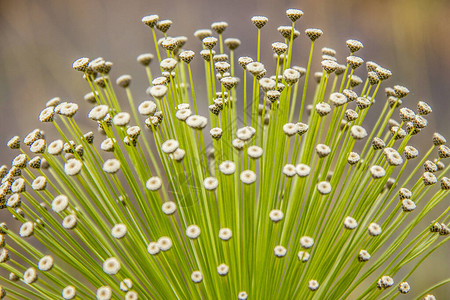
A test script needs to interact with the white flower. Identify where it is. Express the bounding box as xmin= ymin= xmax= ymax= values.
xmin=103 ymin=159 xmax=121 ymax=174
xmin=240 ymin=170 xmax=256 ymax=184
xmin=274 ymin=245 xmax=287 ymax=257
xmin=157 ymin=236 xmax=172 ymax=251
xmin=62 ymin=285 xmax=77 ymax=299
xmin=38 ymin=255 xmax=54 ymax=271
xmin=219 ymin=228 xmax=232 ymax=241
xmin=62 ymin=214 xmax=78 ymax=230
xmin=368 ymin=223 xmax=382 ymax=236
xmin=23 ymin=267 xmax=38 ymax=284
xmin=219 ymin=161 xmax=236 ymax=175
xmin=344 ymin=216 xmax=358 ymax=229
xmin=217 ymin=263 xmax=229 ymax=276
xmin=96 ymin=286 xmax=112 ymax=300
xmin=296 ymin=164 xmax=311 ymax=177
xmin=103 ymin=257 xmax=121 ymax=275
xmin=162 ymin=202 xmax=177 ymax=215
xmin=269 ymin=209 xmax=284 ymax=222
xmin=186 ymin=225 xmax=201 ymax=239
xmin=138 ymin=101 xmax=157 ymax=116
xmin=52 ymin=195 xmax=69 ymax=213
xmin=191 ymin=271 xmax=203 ymax=283
xmin=203 ymin=177 xmax=219 ymax=190
xmin=120 ymin=278 xmax=133 ymax=292
xmin=300 ymin=236 xmax=314 ymax=249
xmin=146 ymin=177 xmax=162 ymax=191
xmin=111 ymin=224 xmax=127 ymax=239
xmin=88 ymin=105 xmax=109 ymax=121
xmin=19 ymin=222 xmax=34 ymax=238
xmin=247 ymin=146 xmax=263 ymax=159
xmin=161 ymin=139 xmax=179 ymax=154
xmin=64 ymin=159 xmax=82 ymax=176
xmin=147 ymin=242 xmax=160 ymax=255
